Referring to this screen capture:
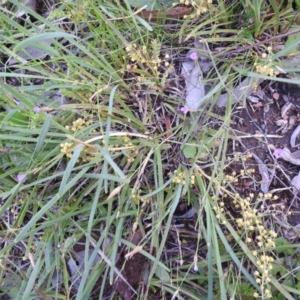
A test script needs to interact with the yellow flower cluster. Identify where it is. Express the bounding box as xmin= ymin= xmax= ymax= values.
xmin=228 ymin=152 xmax=252 ymax=162
xmin=222 ymin=173 xmax=239 ymax=184
xmin=210 ymin=150 xmax=279 ymax=299
xmin=253 ymin=253 xmax=274 ymax=299
xmin=243 ymin=168 xmax=255 ymax=175
xmin=255 ymin=61 xmax=279 ymax=77
xmin=213 ymin=202 xmax=227 ymax=225
xmin=235 ymin=194 xmax=258 ymax=229
xmin=172 ymin=169 xmax=195 ymax=185
xmin=60 ymin=141 xmax=96 ymax=163
xmin=65 ymin=118 xmax=92 ymax=132
xmin=131 ymin=190 xmax=151 ymax=205
xmin=179 ymin=0 xmax=213 ymax=18
xmin=60 ymin=118 xmax=96 ymax=163
xmin=125 ymin=39 xmax=170 ymax=78
xmin=123 ymin=136 xmax=139 ymax=163
xmin=241 ymin=152 xmax=252 ymax=161
xmin=254 ymin=47 xmax=279 ymax=77
xmin=60 ymin=142 xmax=73 ymax=158
xmin=220 ymin=153 xmax=255 ymax=184
xmin=232 ymin=192 xmax=277 ymax=299
xmin=78 ymin=147 xmax=97 ymax=163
